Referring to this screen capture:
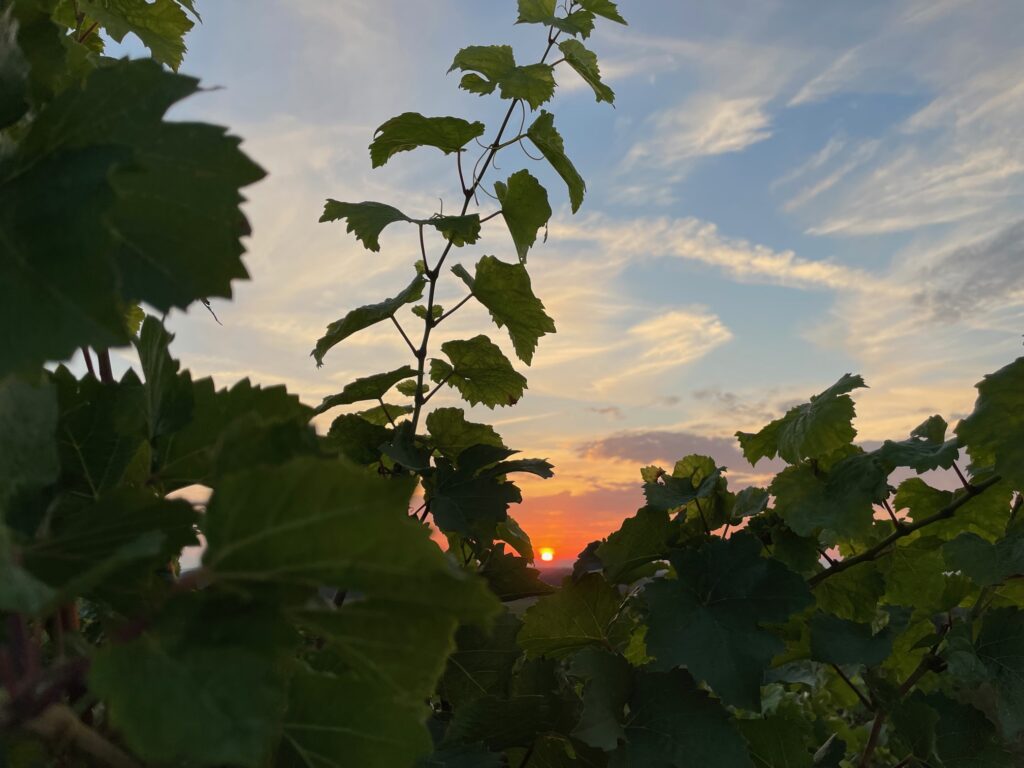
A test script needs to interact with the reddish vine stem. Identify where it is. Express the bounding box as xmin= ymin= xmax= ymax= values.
xmin=81 ymin=347 xmax=96 ymax=377
xmin=809 ymin=474 xmax=1001 ymax=587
